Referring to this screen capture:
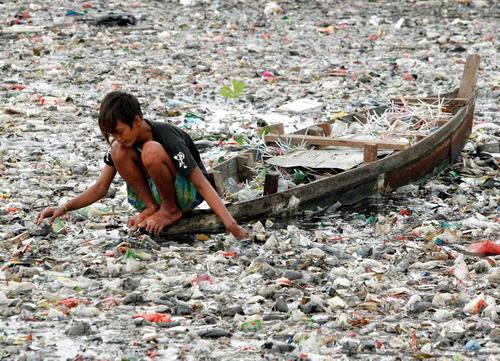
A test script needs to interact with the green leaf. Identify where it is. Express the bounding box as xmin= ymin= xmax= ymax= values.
xmin=219 ymin=79 xmax=245 ymax=99
xmin=231 ymin=80 xmax=245 ymax=96
xmin=258 ymin=126 xmax=272 ymax=136
xmin=219 ymin=85 xmax=235 ymax=99
xmin=234 ymin=134 xmax=248 ymax=146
